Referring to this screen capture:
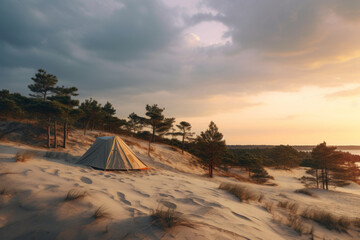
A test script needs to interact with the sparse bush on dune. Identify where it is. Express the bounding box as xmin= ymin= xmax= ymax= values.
xmin=268 ymin=200 xmax=313 ymax=236
xmin=15 ymin=150 xmax=34 ymax=162
xmin=93 ymin=206 xmax=109 ymax=220
xmin=0 ymin=188 xmax=11 ymax=196
xmin=151 ymin=207 xmax=188 ymax=230
xmin=219 ymin=183 xmax=263 ymax=202
xmin=301 ymin=208 xmax=350 ymax=232
xmin=263 ymin=201 xmax=274 ymax=213
xmin=294 ymin=188 xmax=317 ymax=197
xmin=64 ymin=189 xmax=87 ymax=201
xmin=353 ymin=218 xmax=360 ymax=228
xmin=286 ymin=214 xmax=310 ymax=235
xmin=277 ymin=201 xmax=299 ymax=214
